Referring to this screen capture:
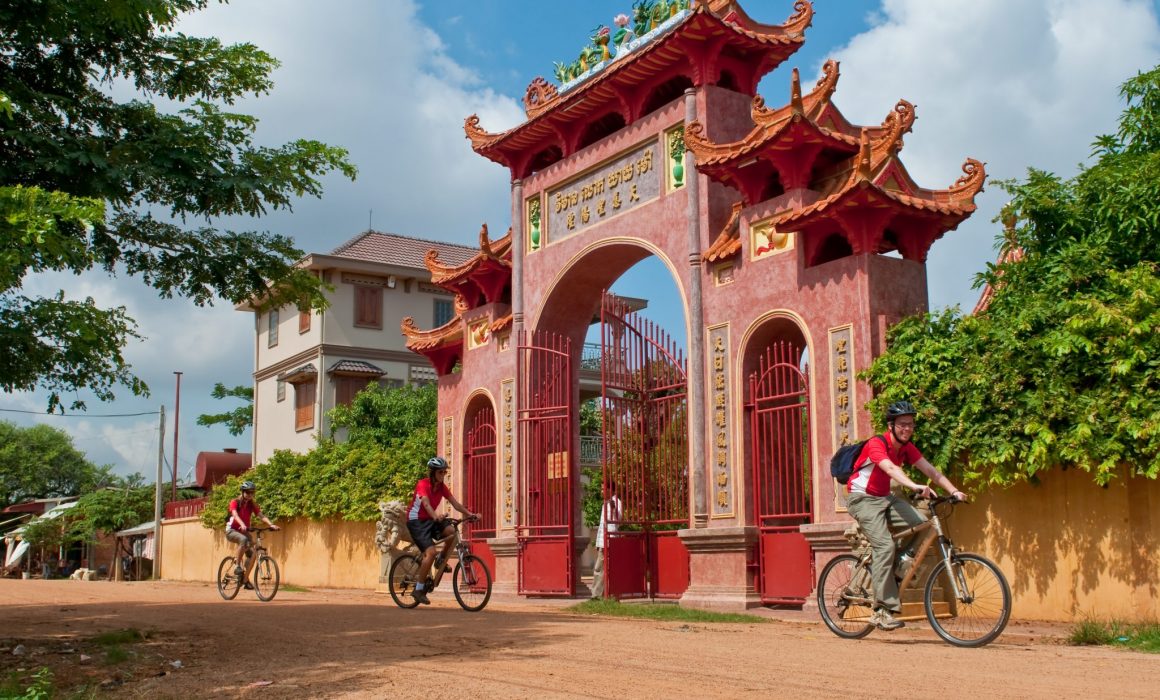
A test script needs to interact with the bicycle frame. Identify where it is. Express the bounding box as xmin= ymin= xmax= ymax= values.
xmin=850 ymin=499 xmax=962 ymax=602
